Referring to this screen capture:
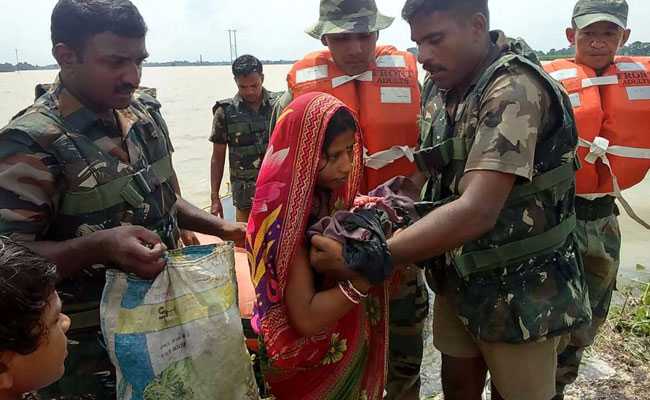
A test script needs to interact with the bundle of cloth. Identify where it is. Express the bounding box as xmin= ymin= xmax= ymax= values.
xmin=307 ymin=176 xmax=421 ymax=284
